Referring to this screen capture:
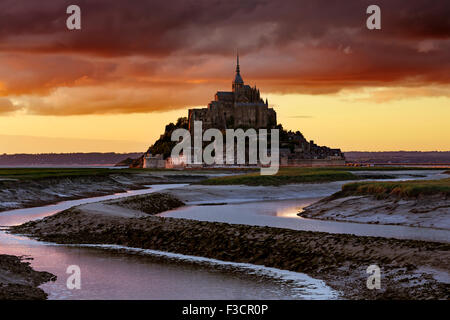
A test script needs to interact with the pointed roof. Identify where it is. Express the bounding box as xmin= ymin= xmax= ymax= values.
xmin=234 ymin=52 xmax=244 ymax=84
